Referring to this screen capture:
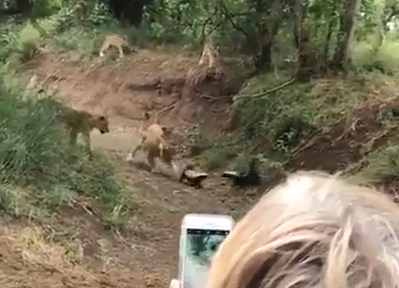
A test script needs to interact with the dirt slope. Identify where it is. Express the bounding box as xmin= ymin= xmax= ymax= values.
xmin=24 ymin=49 xmax=230 ymax=133
xmin=11 ymin=49 xmax=256 ymax=288
xmin=12 ymin=48 xmax=399 ymax=288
